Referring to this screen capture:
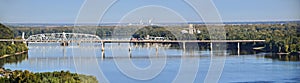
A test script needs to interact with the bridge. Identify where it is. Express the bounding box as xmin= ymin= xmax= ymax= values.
xmin=0 ymin=32 xmax=266 ymax=57
xmin=26 ymin=32 xmax=101 ymax=41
